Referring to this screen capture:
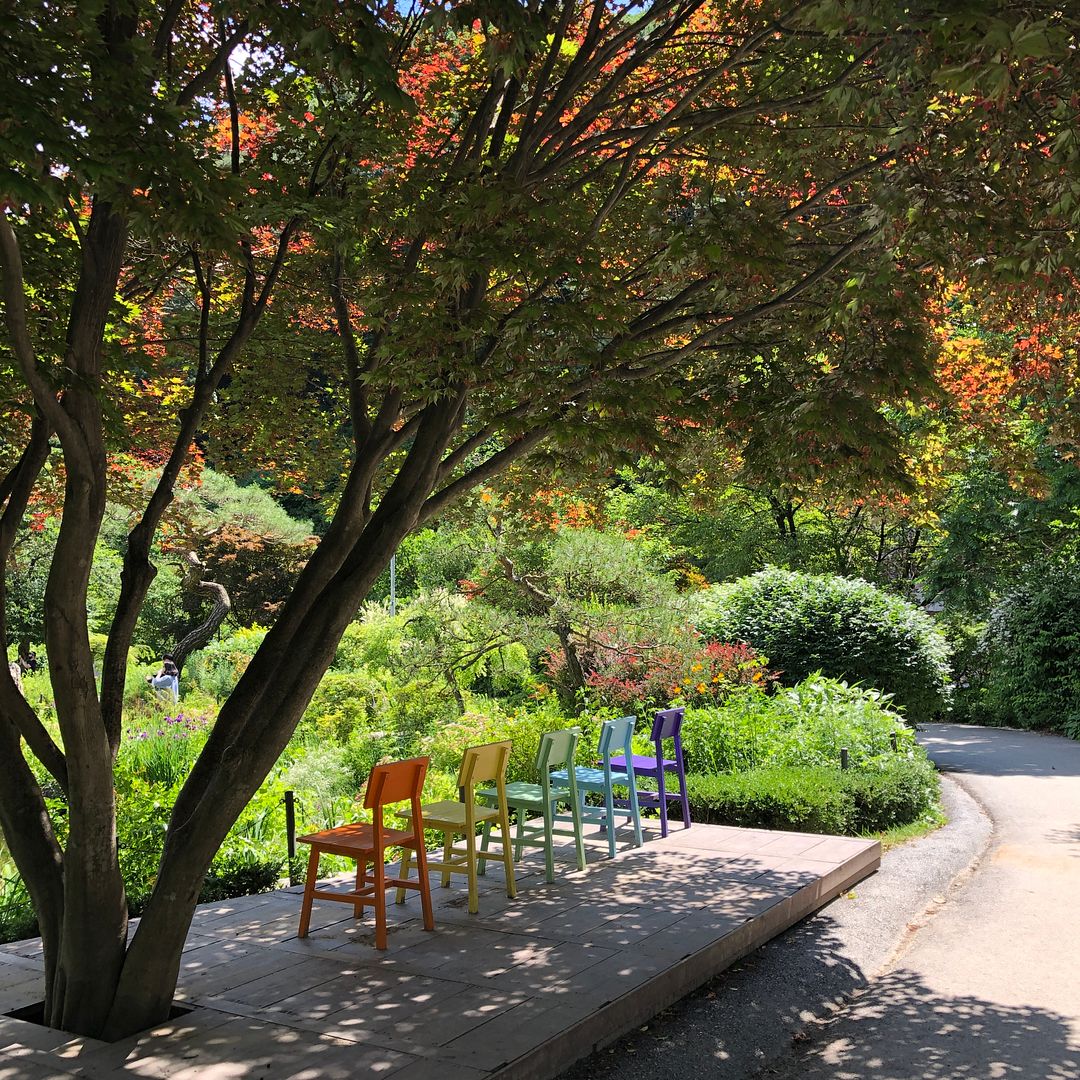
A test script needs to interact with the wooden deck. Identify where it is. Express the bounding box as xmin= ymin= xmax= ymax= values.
xmin=0 ymin=823 xmax=879 ymax=1079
